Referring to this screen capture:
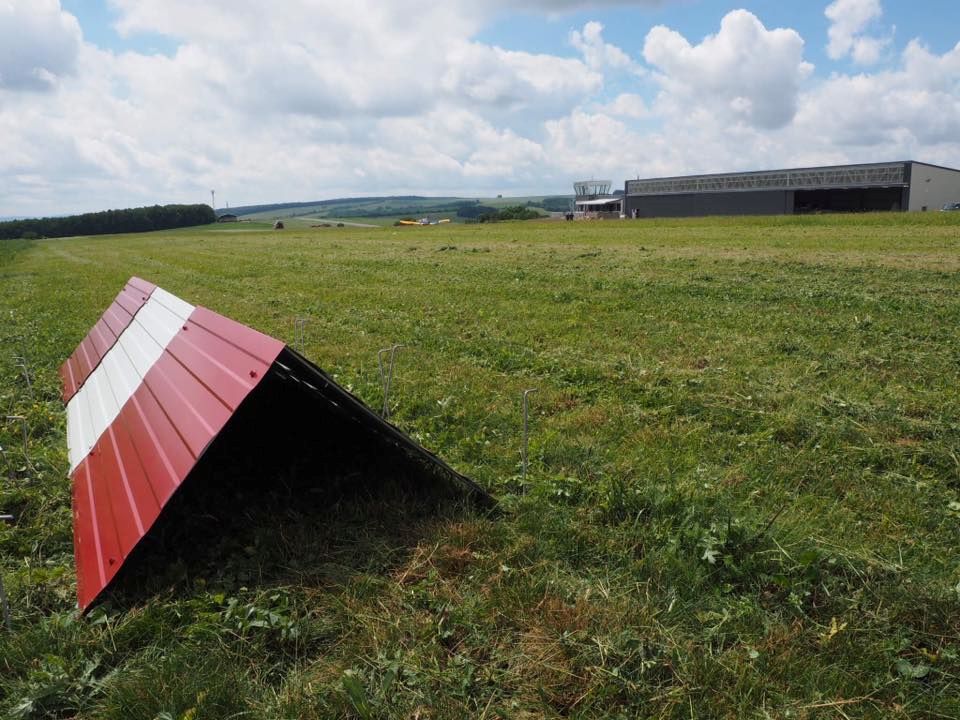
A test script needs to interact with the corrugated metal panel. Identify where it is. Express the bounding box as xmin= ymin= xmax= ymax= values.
xmin=60 ymin=277 xmax=156 ymax=402
xmin=66 ymin=277 xmax=488 ymax=612
xmin=65 ymin=290 xmax=196 ymax=473
xmin=67 ymin=280 xmax=284 ymax=610
xmin=72 ymin=457 xmax=107 ymax=608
